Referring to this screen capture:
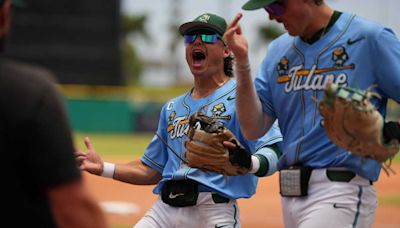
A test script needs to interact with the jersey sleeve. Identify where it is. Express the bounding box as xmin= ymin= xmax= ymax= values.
xmin=253 ymin=121 xmax=283 ymax=177
xmin=140 ymin=105 xmax=169 ymax=174
xmin=373 ymin=27 xmax=400 ymax=103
